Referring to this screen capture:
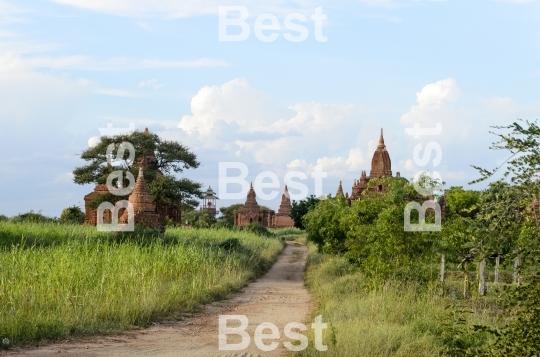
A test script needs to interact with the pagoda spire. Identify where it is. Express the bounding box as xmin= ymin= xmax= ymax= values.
xmin=244 ymin=182 xmax=259 ymax=206
xmin=336 ymin=181 xmax=344 ymax=196
xmin=277 ymin=185 xmax=292 ymax=215
xmin=378 ymin=128 xmax=385 ymax=148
